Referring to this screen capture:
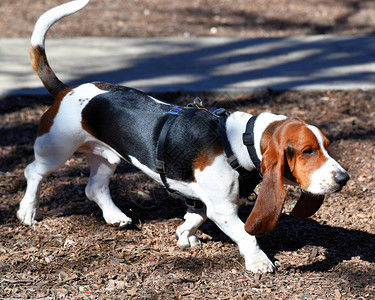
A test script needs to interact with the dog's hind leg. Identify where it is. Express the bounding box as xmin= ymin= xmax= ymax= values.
xmin=85 ymin=151 xmax=132 ymax=228
xmin=17 ymin=161 xmax=45 ymax=226
xmin=176 ymin=205 xmax=207 ymax=247
xmin=18 ymin=136 xmax=78 ymax=225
